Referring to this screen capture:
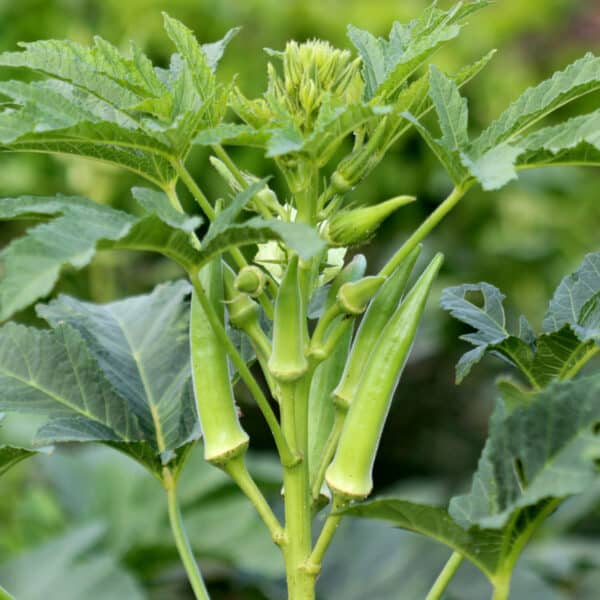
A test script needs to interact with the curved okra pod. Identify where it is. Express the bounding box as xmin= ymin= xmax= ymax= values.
xmin=268 ymin=255 xmax=309 ymax=382
xmin=191 ymin=258 xmax=249 ymax=466
xmin=333 ymin=244 xmax=422 ymax=410
xmin=326 ymin=253 xmax=443 ymax=499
